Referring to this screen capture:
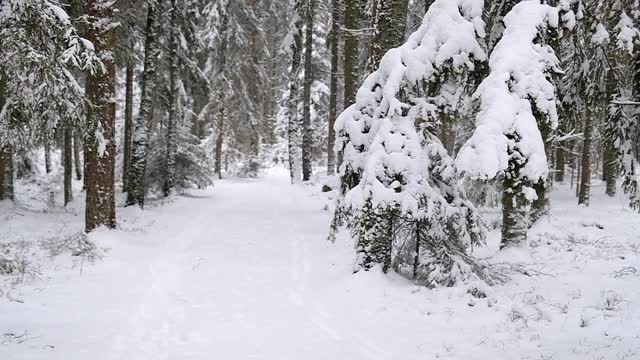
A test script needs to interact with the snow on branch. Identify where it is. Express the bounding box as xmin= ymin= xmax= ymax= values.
xmin=335 ymin=0 xmax=486 ymax=194
xmin=456 ymin=1 xmax=575 ymax=182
